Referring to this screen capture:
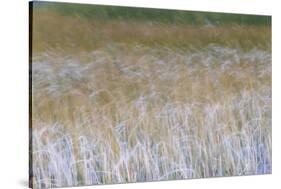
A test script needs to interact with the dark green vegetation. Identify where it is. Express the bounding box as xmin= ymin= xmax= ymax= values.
xmin=33 ymin=1 xmax=271 ymax=26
